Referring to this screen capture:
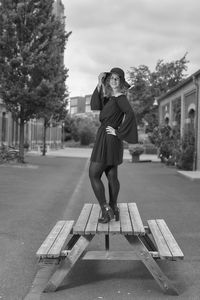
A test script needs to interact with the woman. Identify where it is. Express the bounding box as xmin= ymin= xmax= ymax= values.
xmin=89 ymin=67 xmax=138 ymax=223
